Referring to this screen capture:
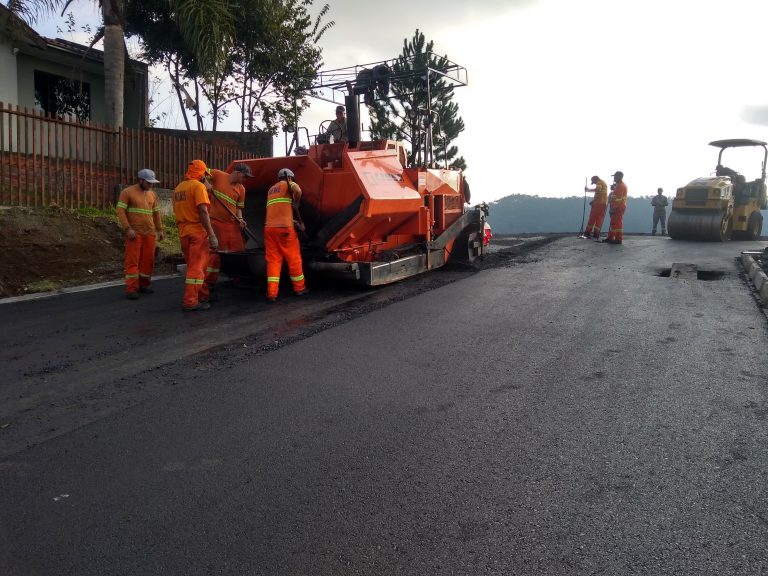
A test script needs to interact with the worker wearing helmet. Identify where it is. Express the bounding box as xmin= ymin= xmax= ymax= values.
xmin=173 ymin=159 xmax=219 ymax=311
xmin=264 ymin=168 xmax=308 ymax=302
xmin=205 ymin=163 xmax=251 ymax=296
xmin=581 ymin=175 xmax=608 ymax=239
xmin=603 ymin=171 xmax=628 ymax=244
xmin=116 ymin=168 xmax=164 ymax=299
